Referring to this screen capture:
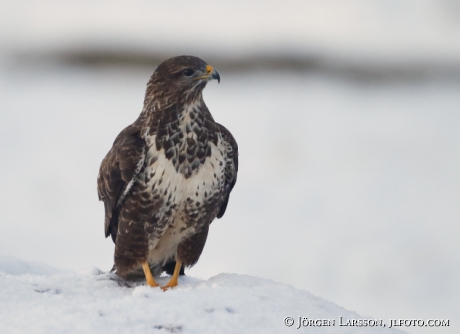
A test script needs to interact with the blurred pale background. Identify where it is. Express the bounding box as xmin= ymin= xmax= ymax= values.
xmin=1 ymin=1 xmax=459 ymax=333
